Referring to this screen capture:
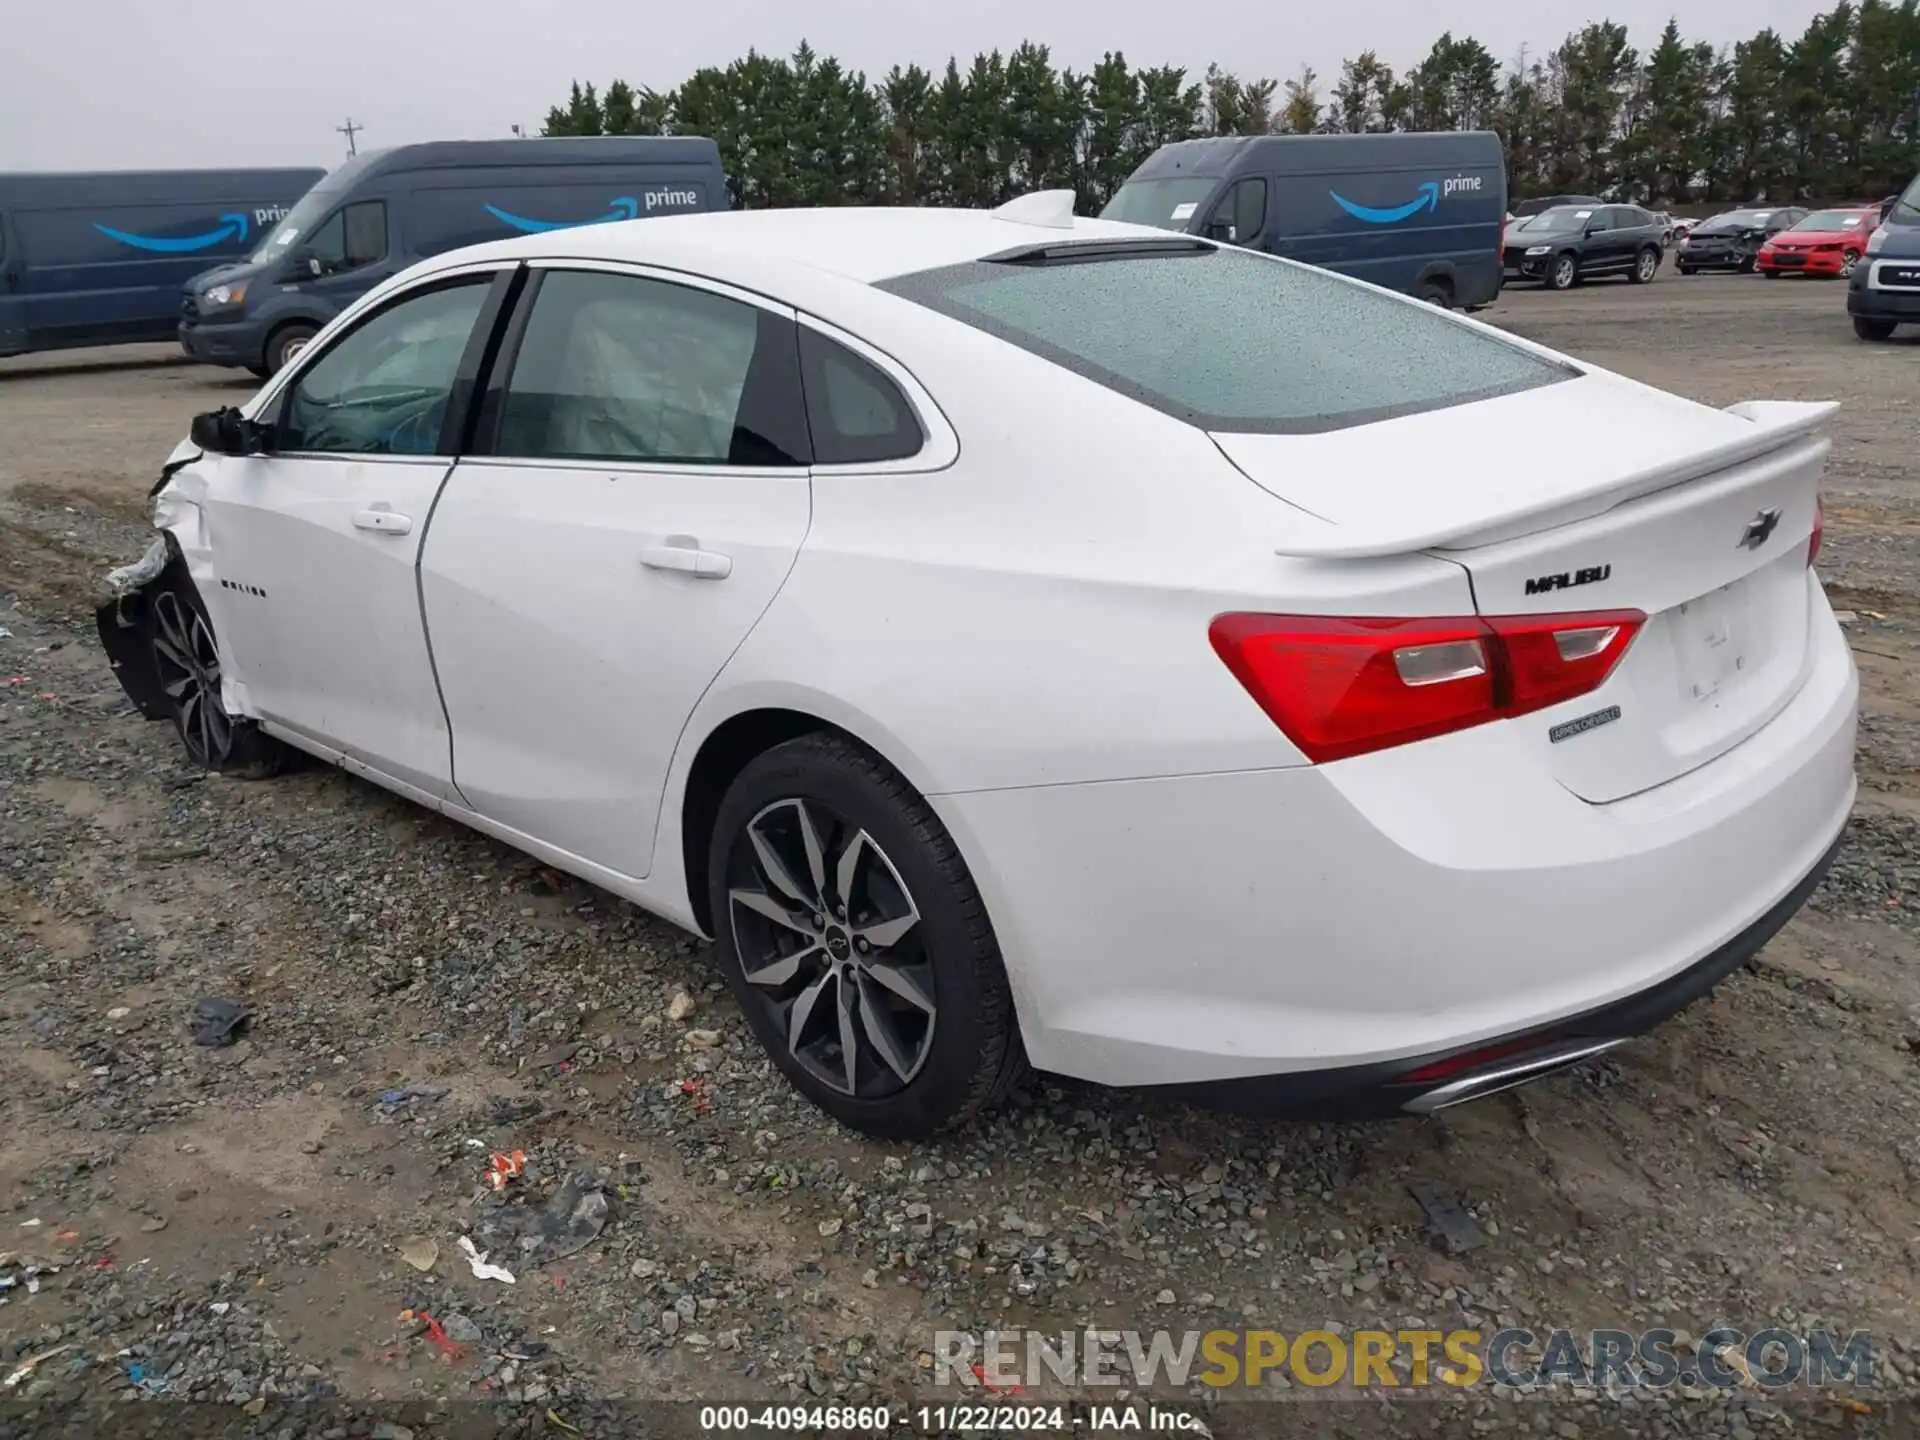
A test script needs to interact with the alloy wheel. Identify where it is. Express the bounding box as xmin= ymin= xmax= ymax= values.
xmin=151 ymin=591 xmax=232 ymax=767
xmin=727 ymin=798 xmax=935 ymax=1098
xmin=1637 ymin=250 xmax=1658 ymax=281
xmin=1552 ymin=256 xmax=1576 ymax=289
